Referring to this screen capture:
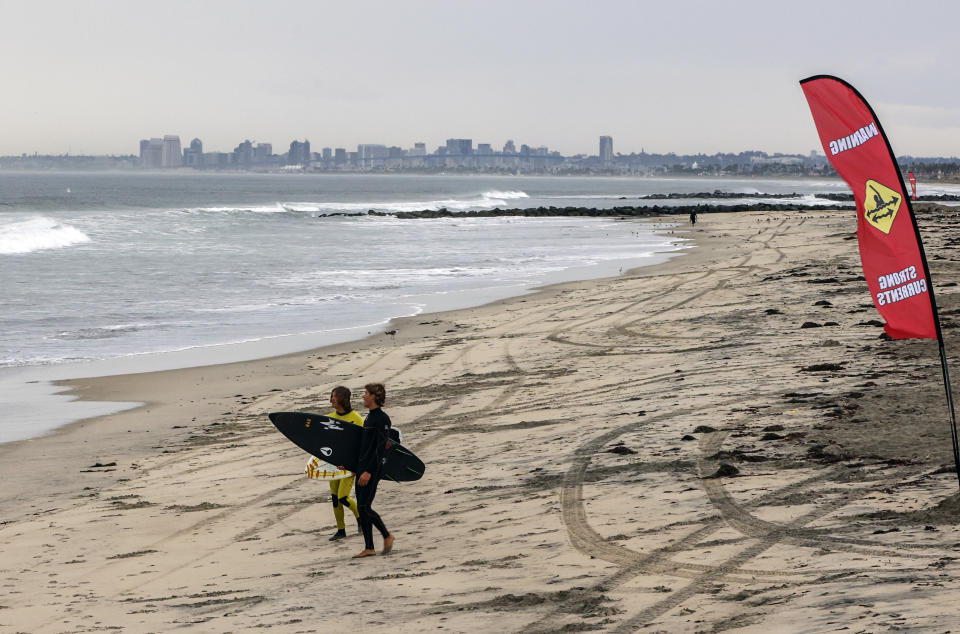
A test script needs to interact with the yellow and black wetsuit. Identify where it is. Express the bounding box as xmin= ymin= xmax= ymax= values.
xmin=327 ymin=409 xmax=365 ymax=531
